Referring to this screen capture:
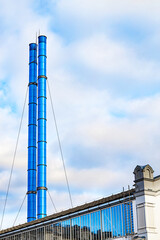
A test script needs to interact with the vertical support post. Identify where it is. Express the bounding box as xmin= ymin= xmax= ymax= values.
xmin=79 ymin=217 xmax=81 ymax=240
xmin=61 ymin=221 xmax=62 ymax=240
xmin=27 ymin=43 xmax=37 ymax=222
xmin=44 ymin=226 xmax=46 ymax=240
xmin=90 ymin=214 xmax=91 ymax=240
xmin=37 ymin=35 xmax=47 ymax=219
xmin=110 ymin=207 xmax=112 ymax=239
xmin=70 ymin=219 xmax=72 ymax=240
xmin=100 ymin=210 xmax=103 ymax=240
xmin=121 ymin=204 xmax=124 ymax=237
